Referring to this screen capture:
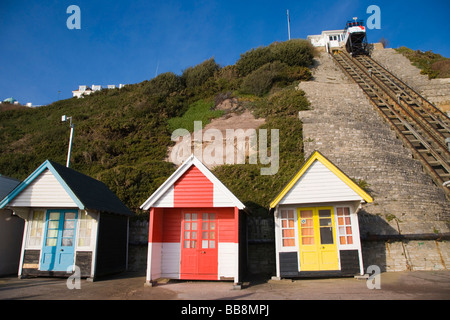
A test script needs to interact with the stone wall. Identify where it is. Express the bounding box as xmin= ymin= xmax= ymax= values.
xmin=362 ymin=240 xmax=449 ymax=272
